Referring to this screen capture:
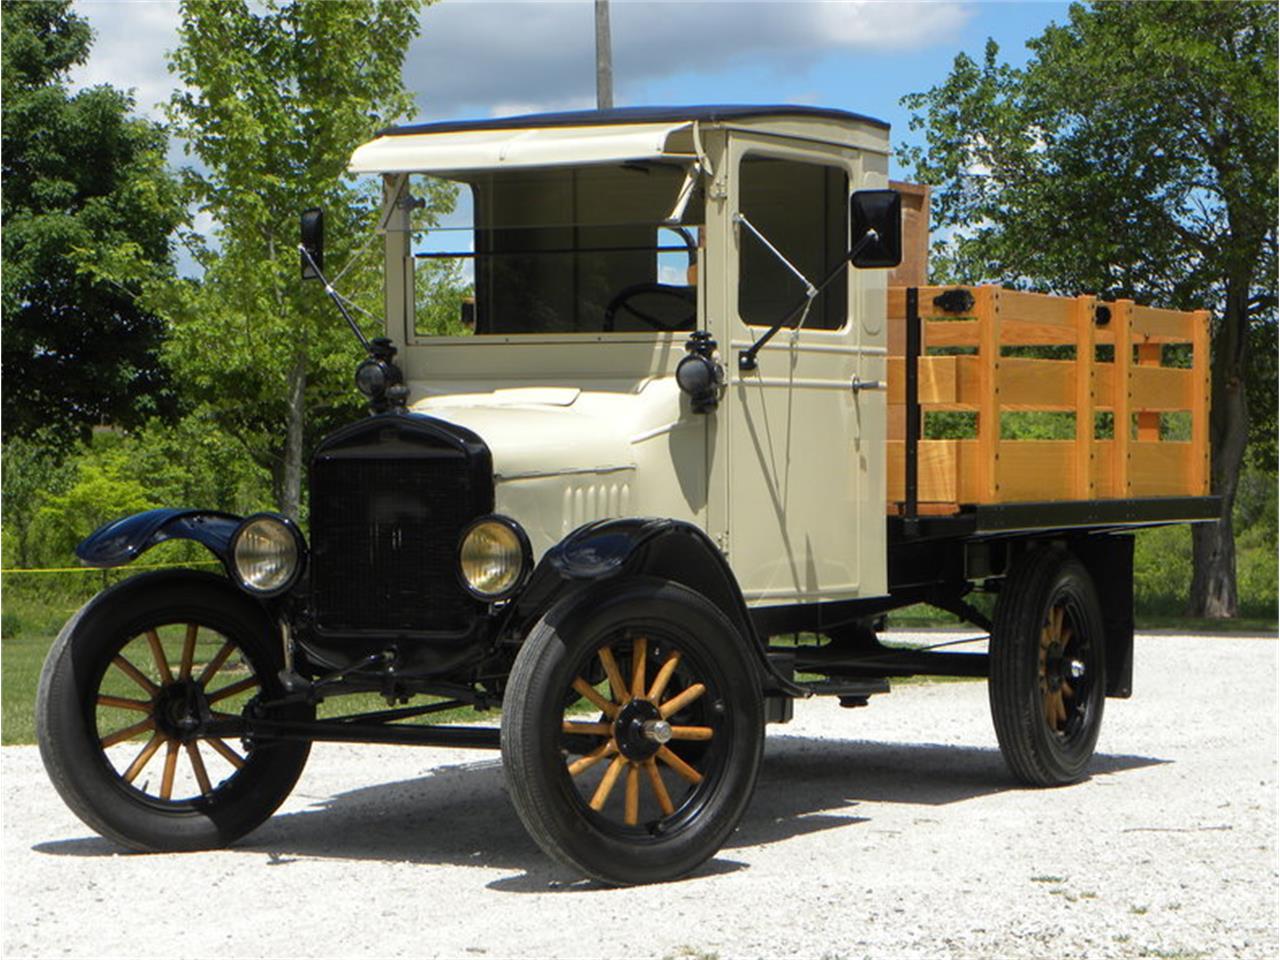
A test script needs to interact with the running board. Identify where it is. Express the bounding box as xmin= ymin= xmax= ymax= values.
xmin=798 ymin=678 xmax=892 ymax=706
xmin=217 ymin=718 xmax=502 ymax=749
xmin=797 ymin=648 xmax=990 ymax=678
